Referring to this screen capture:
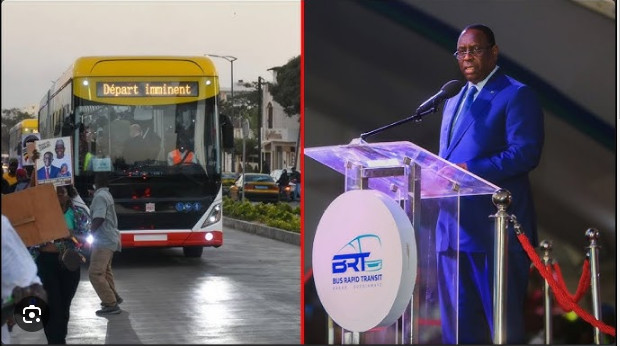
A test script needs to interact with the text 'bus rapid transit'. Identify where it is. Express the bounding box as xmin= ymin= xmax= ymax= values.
xmin=38 ymin=56 xmax=234 ymax=257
